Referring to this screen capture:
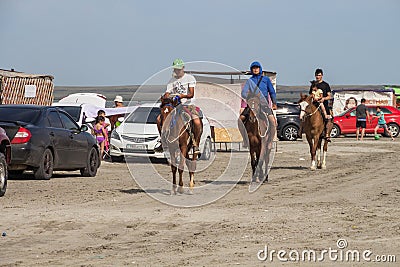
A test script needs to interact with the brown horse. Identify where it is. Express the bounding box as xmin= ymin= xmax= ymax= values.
xmin=298 ymin=93 xmax=329 ymax=170
xmin=159 ymin=97 xmax=203 ymax=194
xmin=243 ymin=91 xmax=272 ymax=182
